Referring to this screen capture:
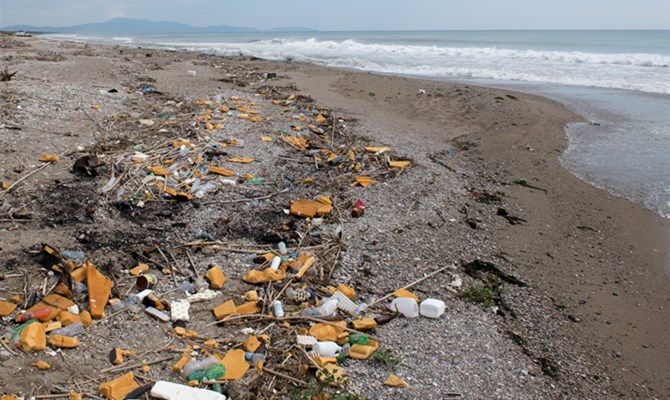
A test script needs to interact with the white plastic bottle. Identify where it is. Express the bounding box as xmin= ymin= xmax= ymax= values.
xmin=390 ymin=298 xmax=419 ymax=318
